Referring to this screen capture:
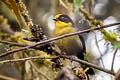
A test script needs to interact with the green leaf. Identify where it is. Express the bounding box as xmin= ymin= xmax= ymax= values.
xmin=112 ymin=41 xmax=120 ymax=48
xmin=74 ymin=0 xmax=85 ymax=6
xmin=84 ymin=57 xmax=88 ymax=61
xmin=74 ymin=0 xmax=85 ymax=11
